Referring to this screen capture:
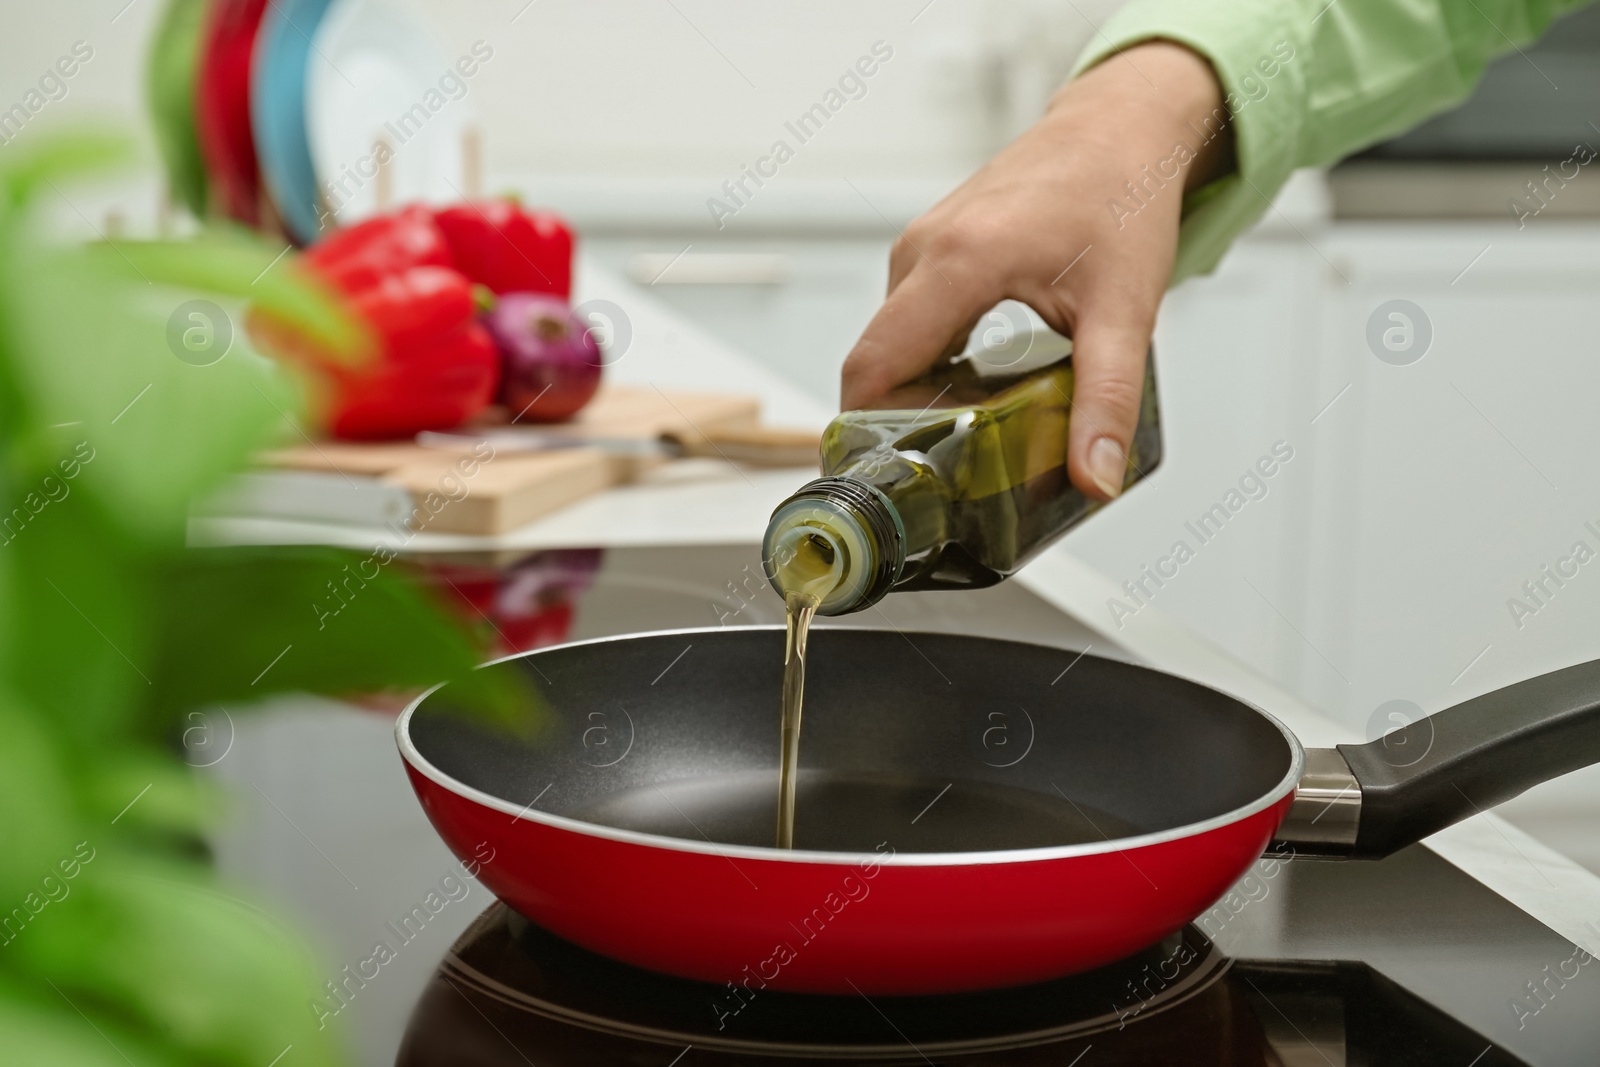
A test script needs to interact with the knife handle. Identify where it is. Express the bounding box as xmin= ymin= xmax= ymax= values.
xmin=660 ymin=427 xmax=820 ymax=468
